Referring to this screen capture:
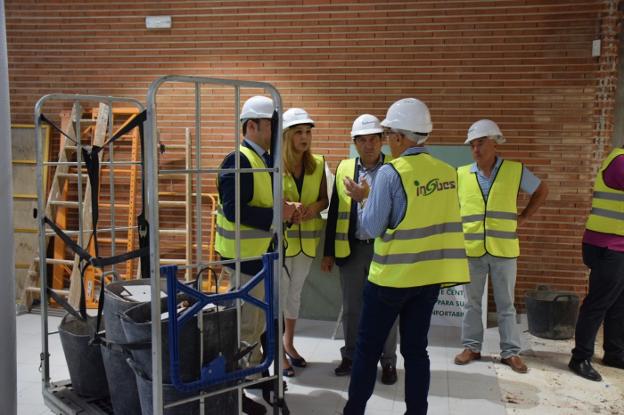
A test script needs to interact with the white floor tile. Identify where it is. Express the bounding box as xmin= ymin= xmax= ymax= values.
xmin=16 ymin=315 xmax=624 ymax=414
